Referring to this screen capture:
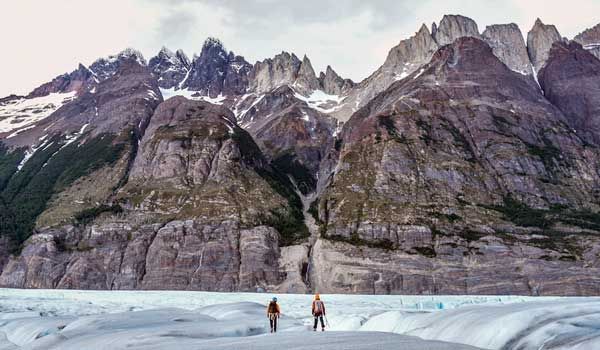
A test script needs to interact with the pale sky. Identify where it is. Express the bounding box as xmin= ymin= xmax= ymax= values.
xmin=1 ymin=0 xmax=599 ymax=97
